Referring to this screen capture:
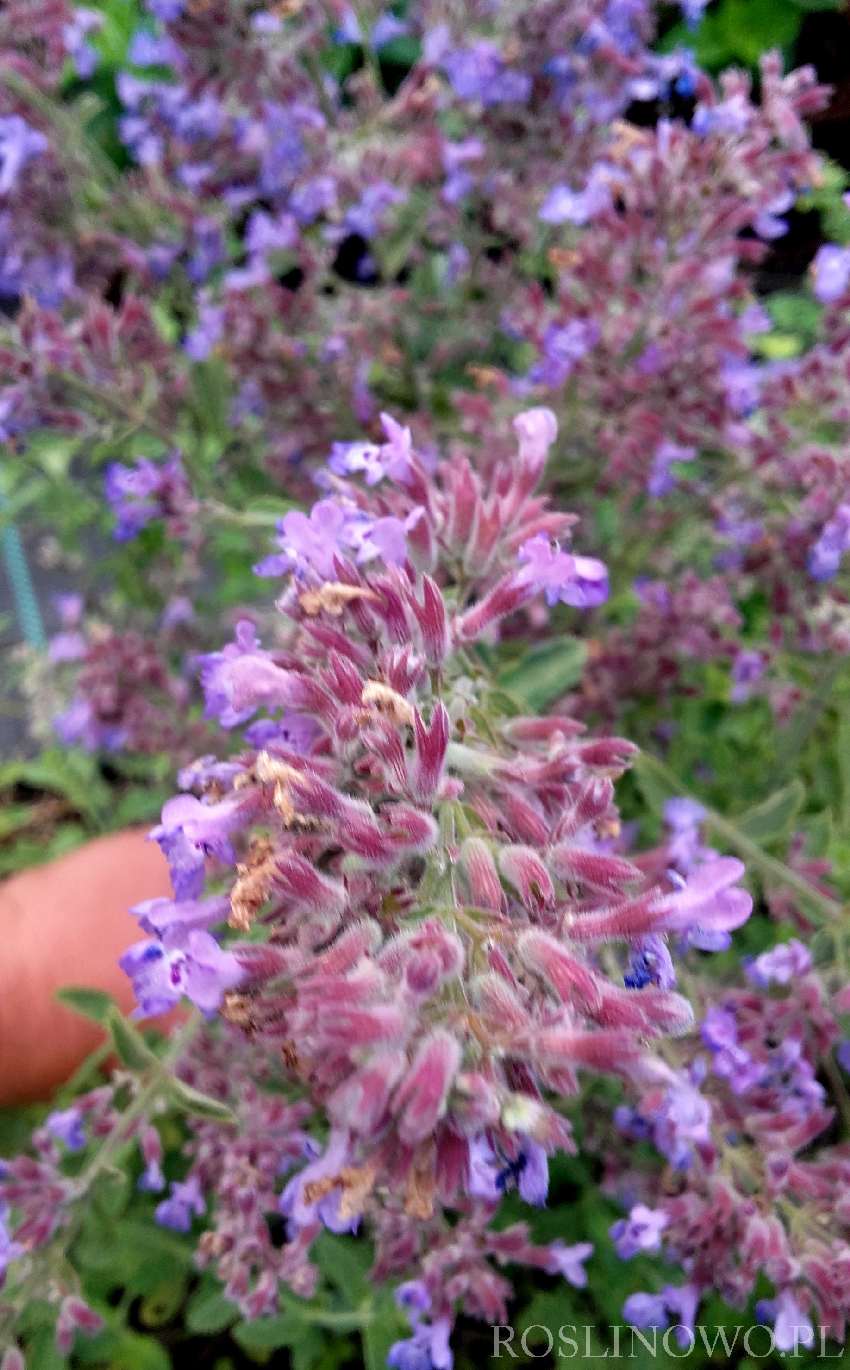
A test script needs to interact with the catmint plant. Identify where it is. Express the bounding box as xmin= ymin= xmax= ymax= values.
xmin=0 ymin=413 xmax=758 ymax=1365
